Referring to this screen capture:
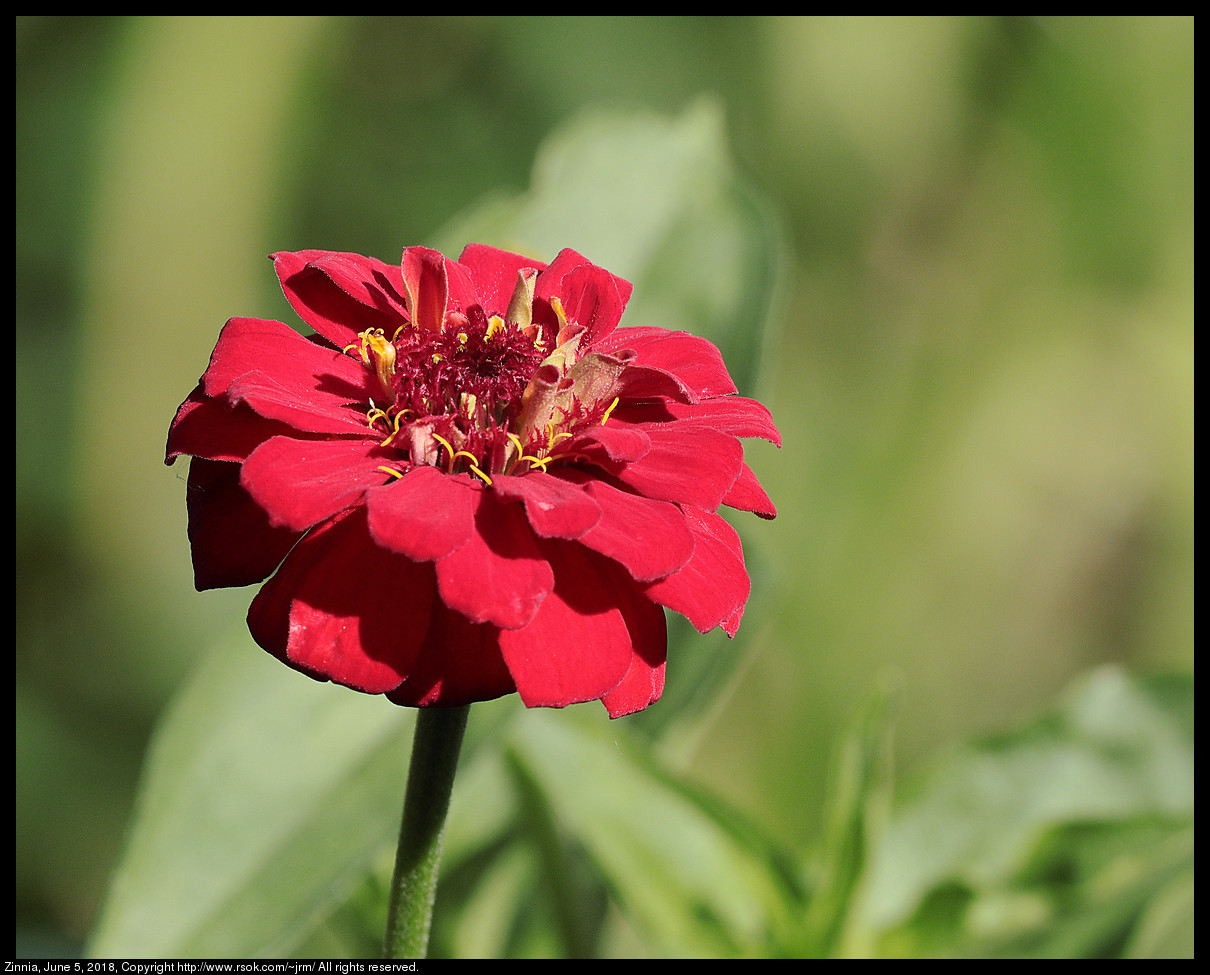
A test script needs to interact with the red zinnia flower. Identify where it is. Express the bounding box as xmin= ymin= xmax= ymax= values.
xmin=166 ymin=244 xmax=779 ymax=717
